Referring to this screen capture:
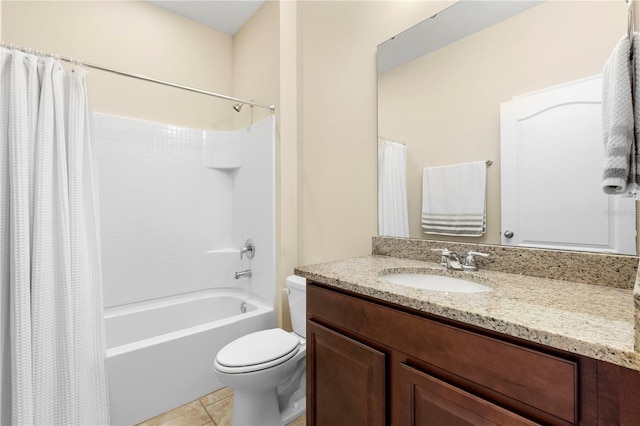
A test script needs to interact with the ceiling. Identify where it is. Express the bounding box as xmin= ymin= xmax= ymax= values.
xmin=148 ymin=1 xmax=265 ymax=36
xmin=377 ymin=0 xmax=542 ymax=74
